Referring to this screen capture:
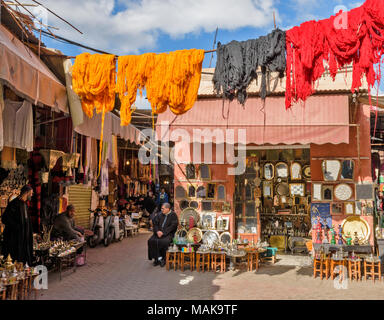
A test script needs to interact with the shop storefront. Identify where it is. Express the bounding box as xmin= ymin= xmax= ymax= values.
xmin=156 ymin=68 xmax=375 ymax=251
